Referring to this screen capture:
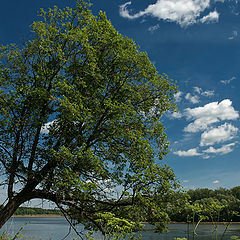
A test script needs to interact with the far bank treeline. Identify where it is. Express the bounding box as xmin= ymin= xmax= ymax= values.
xmin=167 ymin=186 xmax=240 ymax=223
xmin=17 ymin=186 xmax=239 ymax=222
xmin=1 ymin=186 xmax=240 ymax=221
xmin=0 ymin=206 xmax=62 ymax=216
